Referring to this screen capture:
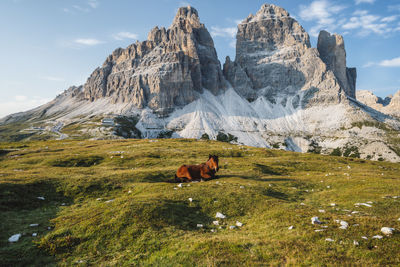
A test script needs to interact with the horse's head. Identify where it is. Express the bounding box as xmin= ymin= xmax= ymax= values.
xmin=208 ymin=154 xmax=219 ymax=172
